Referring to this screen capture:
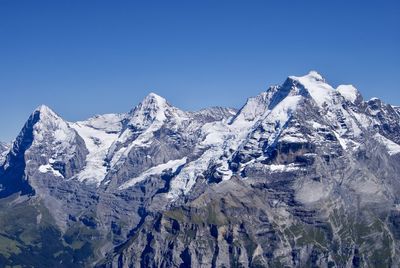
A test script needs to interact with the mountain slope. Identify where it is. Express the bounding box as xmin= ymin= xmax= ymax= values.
xmin=1 ymin=72 xmax=400 ymax=267
xmin=100 ymin=72 xmax=400 ymax=267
